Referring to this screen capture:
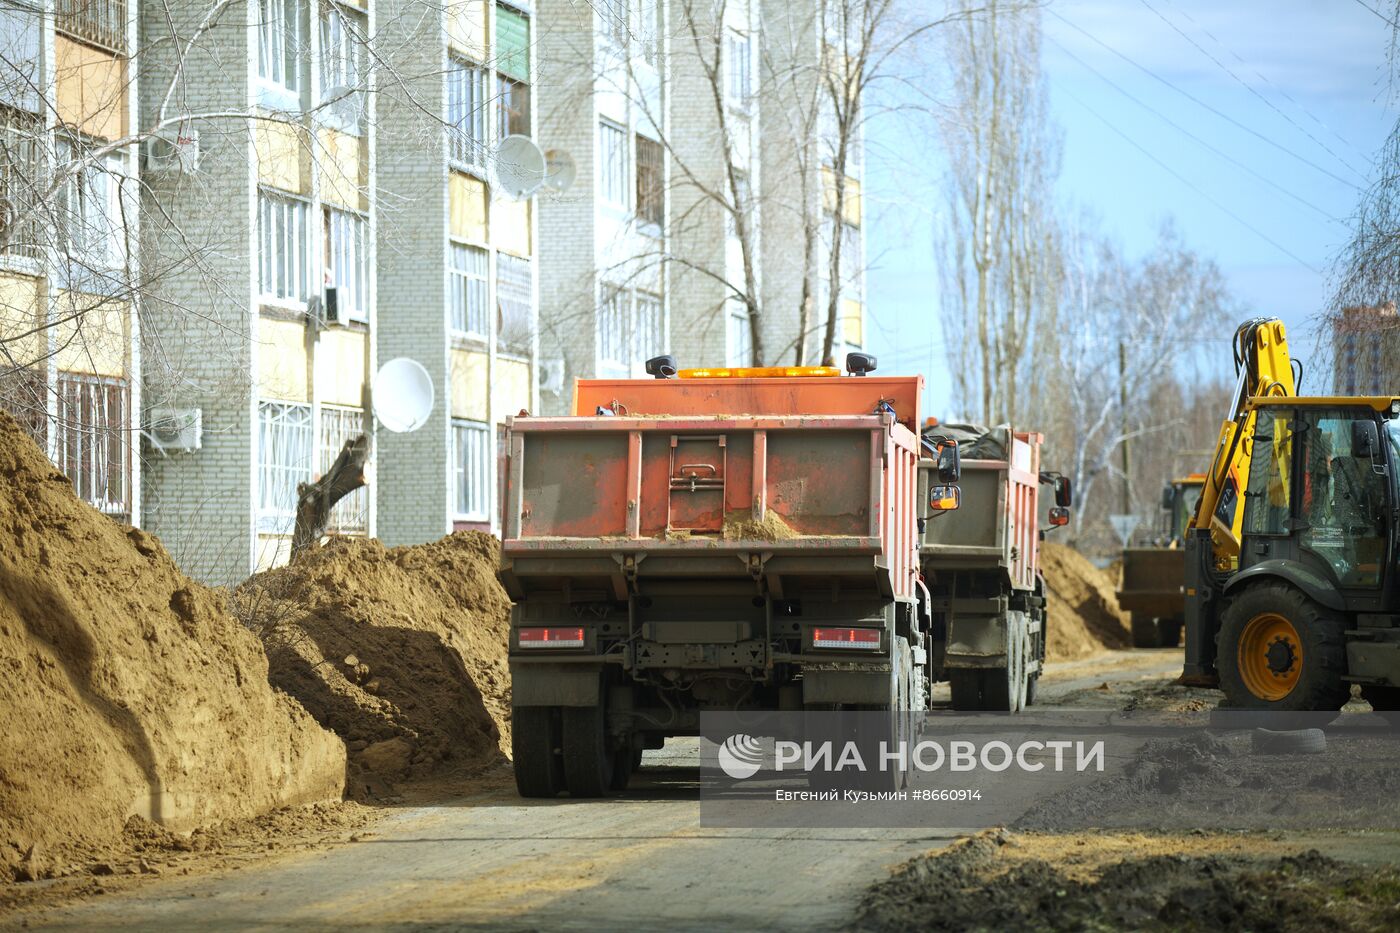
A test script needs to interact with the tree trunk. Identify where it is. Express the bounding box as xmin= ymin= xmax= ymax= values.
xmin=292 ymin=434 xmax=370 ymax=558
